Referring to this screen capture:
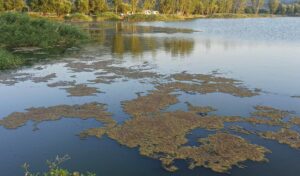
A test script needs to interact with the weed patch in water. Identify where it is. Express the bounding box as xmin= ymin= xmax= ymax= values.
xmin=47 ymin=81 xmax=76 ymax=88
xmin=252 ymin=106 xmax=290 ymax=120
xmin=32 ymin=73 xmax=57 ymax=83
xmin=260 ymin=128 xmax=300 ymax=149
xmin=63 ymin=84 xmax=102 ymax=97
xmin=0 ymin=103 xmax=115 ymax=129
